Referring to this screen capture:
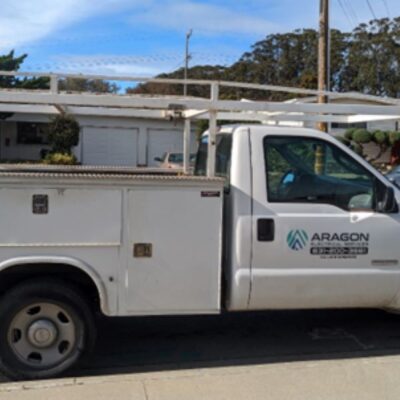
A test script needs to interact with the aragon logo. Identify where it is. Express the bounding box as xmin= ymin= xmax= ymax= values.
xmin=287 ymin=230 xmax=309 ymax=251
